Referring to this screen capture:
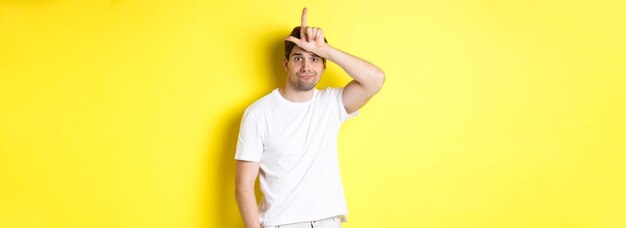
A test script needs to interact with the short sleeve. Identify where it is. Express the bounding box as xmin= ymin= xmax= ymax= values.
xmin=337 ymin=87 xmax=360 ymax=122
xmin=234 ymin=108 xmax=264 ymax=162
